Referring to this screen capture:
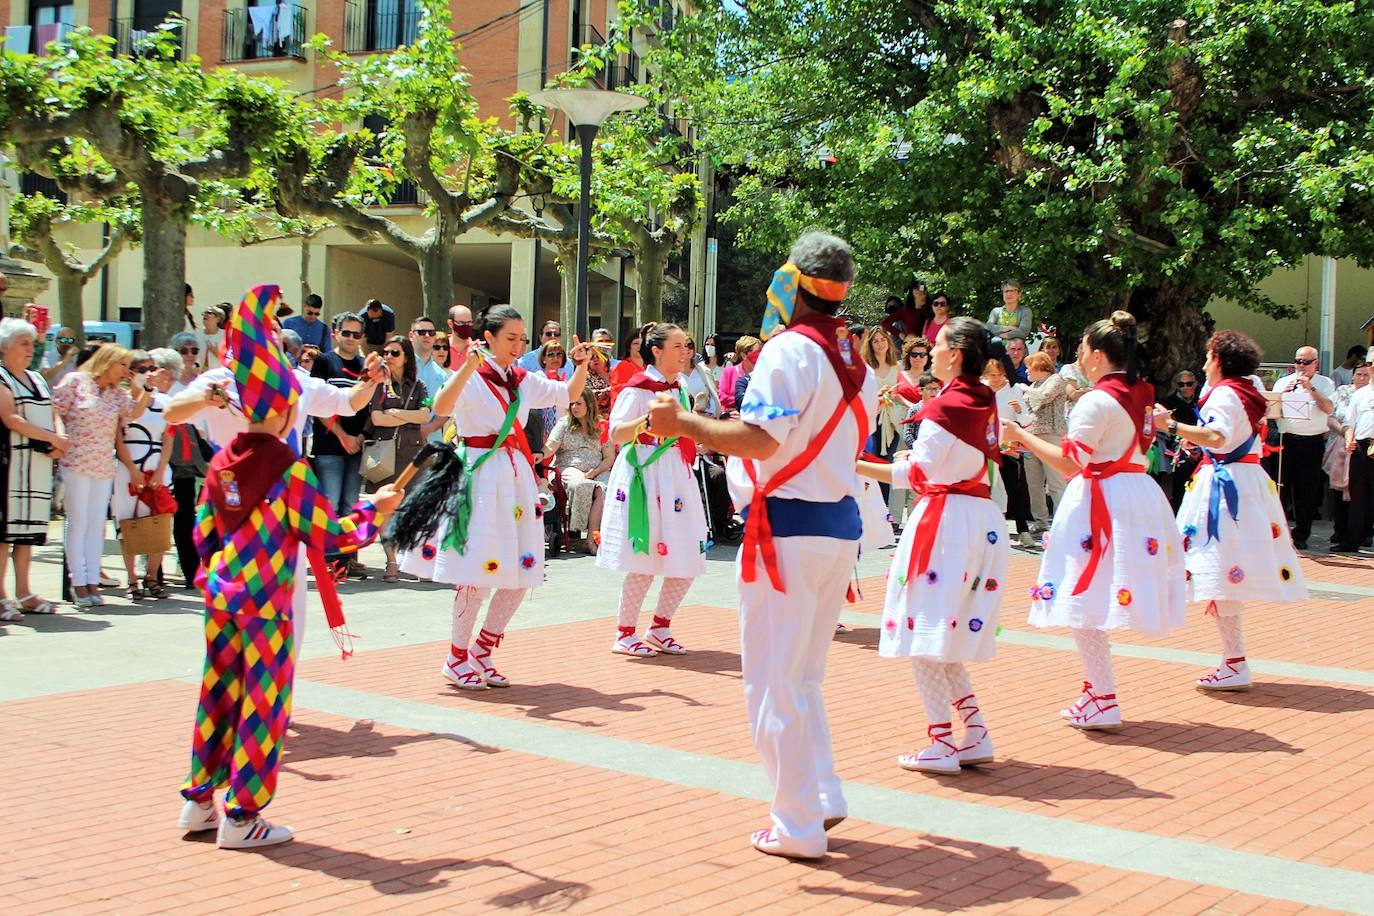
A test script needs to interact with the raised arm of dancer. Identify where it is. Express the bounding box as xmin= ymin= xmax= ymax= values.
xmin=1000 ymin=419 xmax=1078 ymax=478
xmin=647 ymin=392 xmax=779 ymax=461
xmin=430 ymin=338 xmax=484 ymax=418
xmin=564 ymin=337 xmax=592 ymax=403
